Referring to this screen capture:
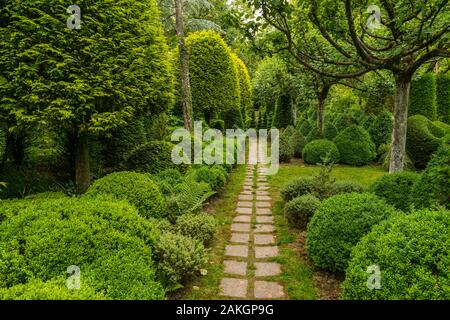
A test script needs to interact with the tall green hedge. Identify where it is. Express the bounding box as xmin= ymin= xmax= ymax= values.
xmin=272 ymin=93 xmax=293 ymax=128
xmin=436 ymin=73 xmax=450 ymax=124
xmin=409 ymin=73 xmax=437 ymax=120
xmin=232 ymin=53 xmax=252 ymax=126
xmin=406 ymin=115 xmax=441 ymax=168
xmin=186 ymin=31 xmax=240 ymax=127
